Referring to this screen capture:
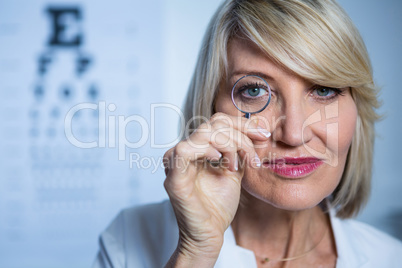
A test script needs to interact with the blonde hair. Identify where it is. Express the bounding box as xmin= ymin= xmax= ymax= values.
xmin=183 ymin=0 xmax=380 ymax=218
